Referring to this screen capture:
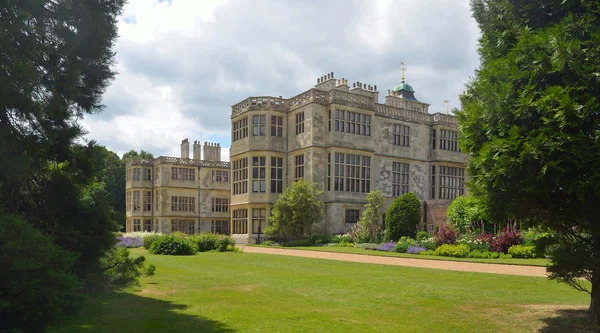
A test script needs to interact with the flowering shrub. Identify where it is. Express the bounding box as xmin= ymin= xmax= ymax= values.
xmin=434 ymin=244 xmax=470 ymax=258
xmin=394 ymin=237 xmax=417 ymax=253
xmin=116 ymin=236 xmax=143 ymax=248
xmin=457 ymin=234 xmax=492 ymax=252
xmin=435 ymin=224 xmax=457 ymax=246
xmin=407 ymin=246 xmax=427 ymax=254
xmin=418 ymin=237 xmax=436 ymax=250
xmin=376 ymin=241 xmax=397 ymax=252
xmin=416 ymin=231 xmax=430 ymax=242
xmin=491 ymin=230 xmax=522 ymax=253
xmin=122 ymin=231 xmax=162 ymax=239
xmin=332 ymin=234 xmax=353 ymax=244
